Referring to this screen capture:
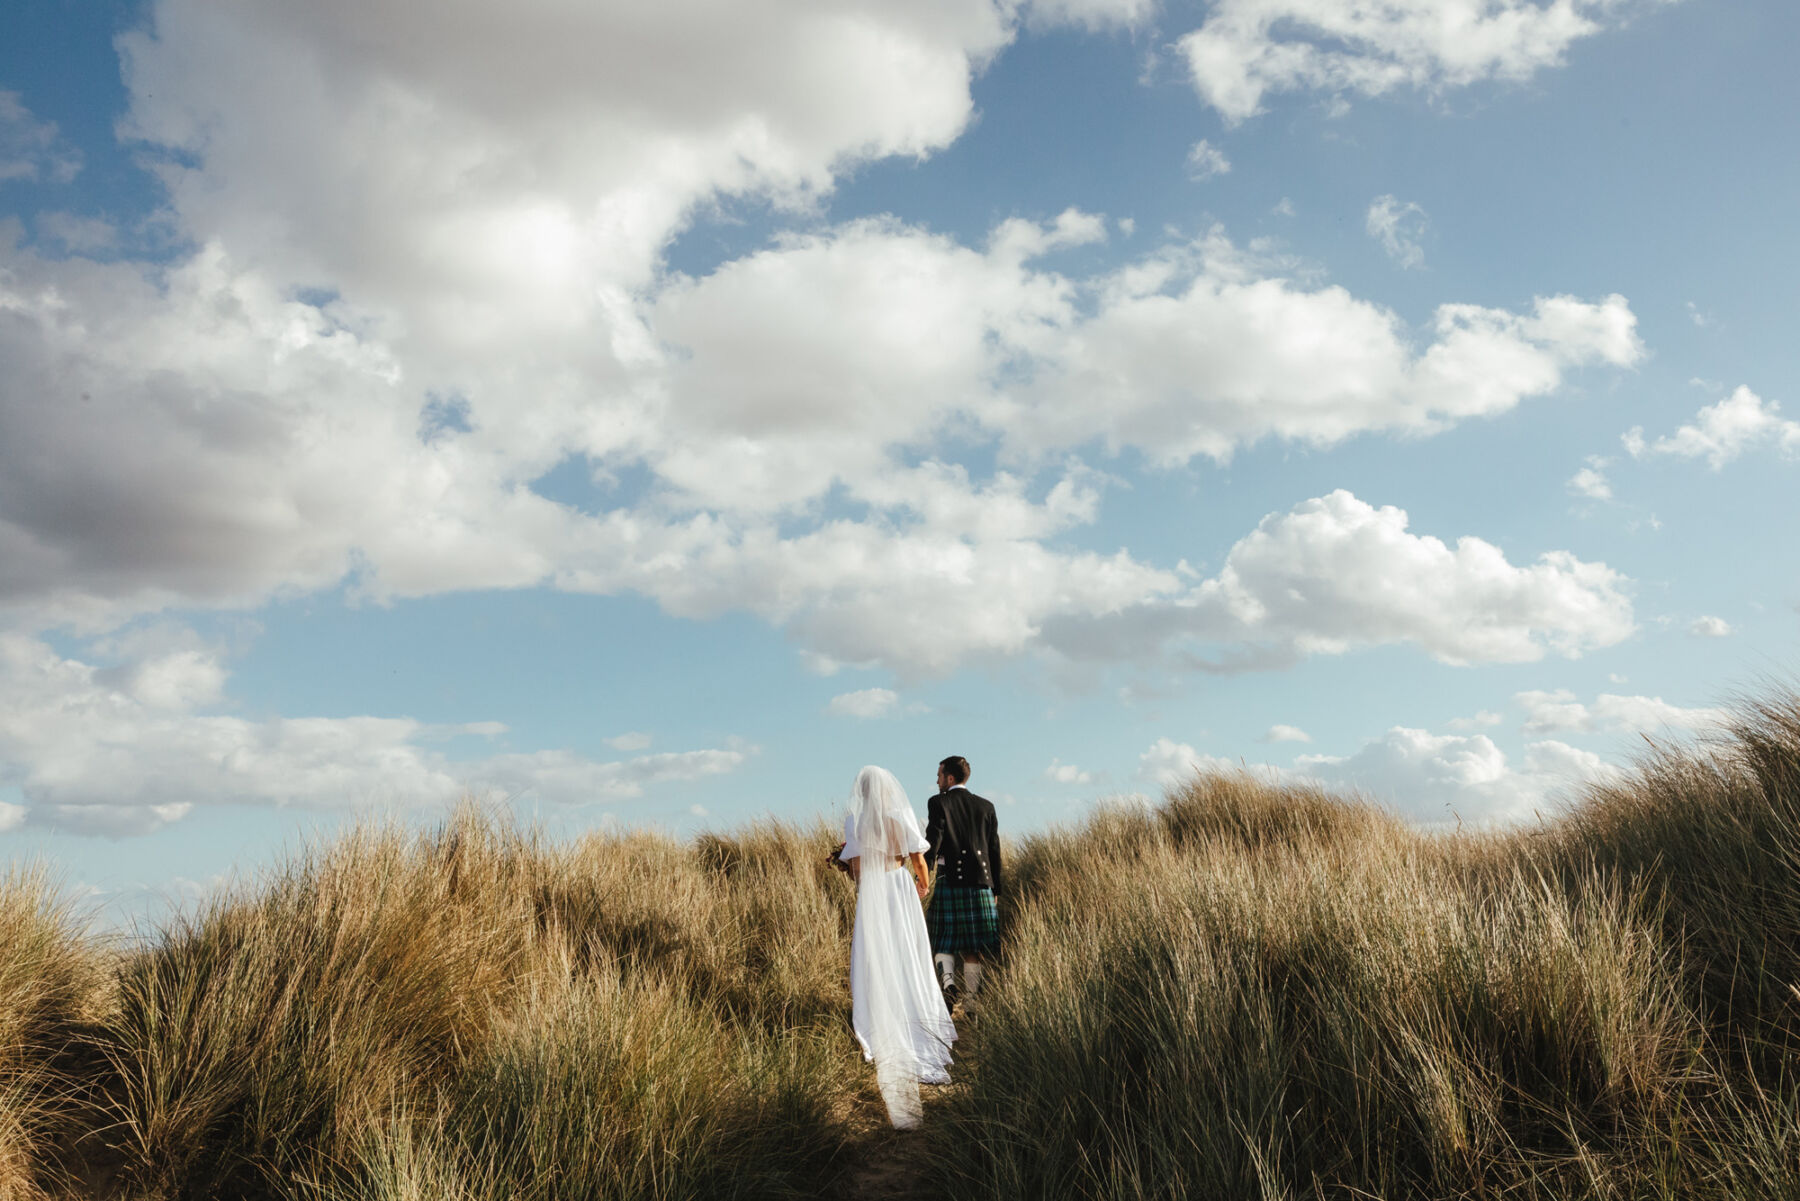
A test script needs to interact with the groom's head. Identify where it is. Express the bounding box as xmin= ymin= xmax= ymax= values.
xmin=938 ymin=756 xmax=970 ymax=791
